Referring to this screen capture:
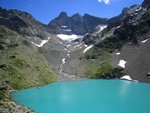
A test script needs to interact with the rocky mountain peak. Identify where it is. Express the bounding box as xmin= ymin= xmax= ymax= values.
xmin=71 ymin=13 xmax=82 ymax=20
xmin=59 ymin=11 xmax=68 ymax=18
xmin=48 ymin=12 xmax=108 ymax=35
xmin=142 ymin=0 xmax=150 ymax=9
xmin=121 ymin=7 xmax=129 ymax=15
xmin=72 ymin=13 xmax=81 ymax=17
